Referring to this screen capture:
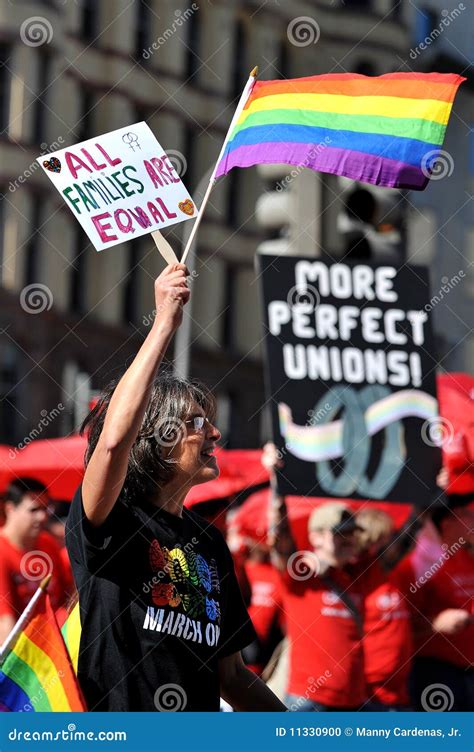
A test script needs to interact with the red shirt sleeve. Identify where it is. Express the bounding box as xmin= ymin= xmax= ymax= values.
xmin=0 ymin=542 xmax=16 ymax=618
